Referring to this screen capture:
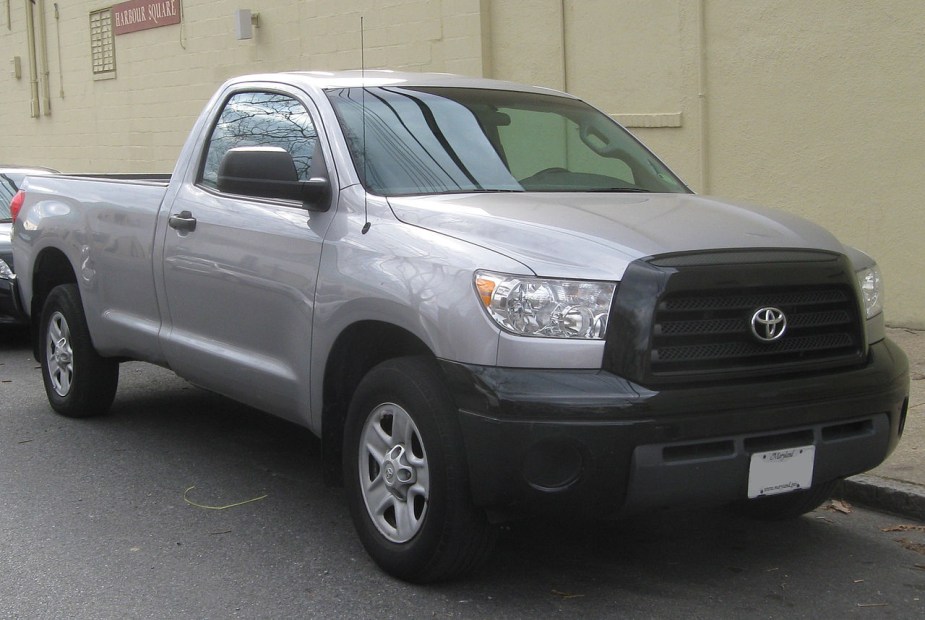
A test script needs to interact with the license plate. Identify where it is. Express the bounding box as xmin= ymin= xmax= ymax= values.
xmin=747 ymin=445 xmax=815 ymax=499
